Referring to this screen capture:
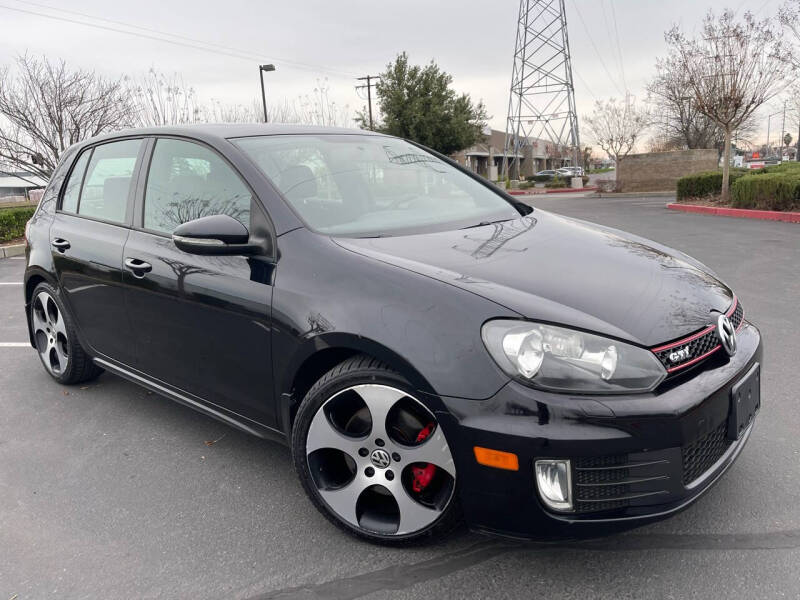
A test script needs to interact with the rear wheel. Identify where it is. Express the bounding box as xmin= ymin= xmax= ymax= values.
xmin=30 ymin=282 xmax=103 ymax=385
xmin=292 ymin=356 xmax=461 ymax=545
